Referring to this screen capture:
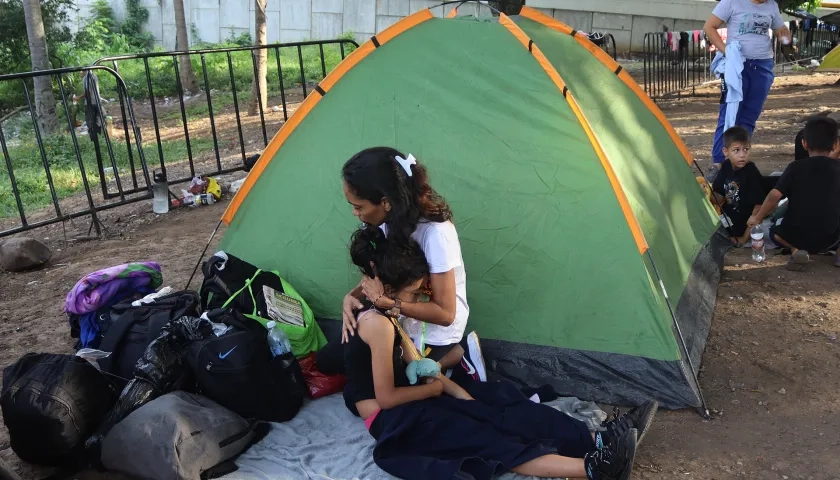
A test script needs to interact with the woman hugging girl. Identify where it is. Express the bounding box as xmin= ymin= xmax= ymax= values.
xmin=342 ymin=225 xmax=657 ymax=480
